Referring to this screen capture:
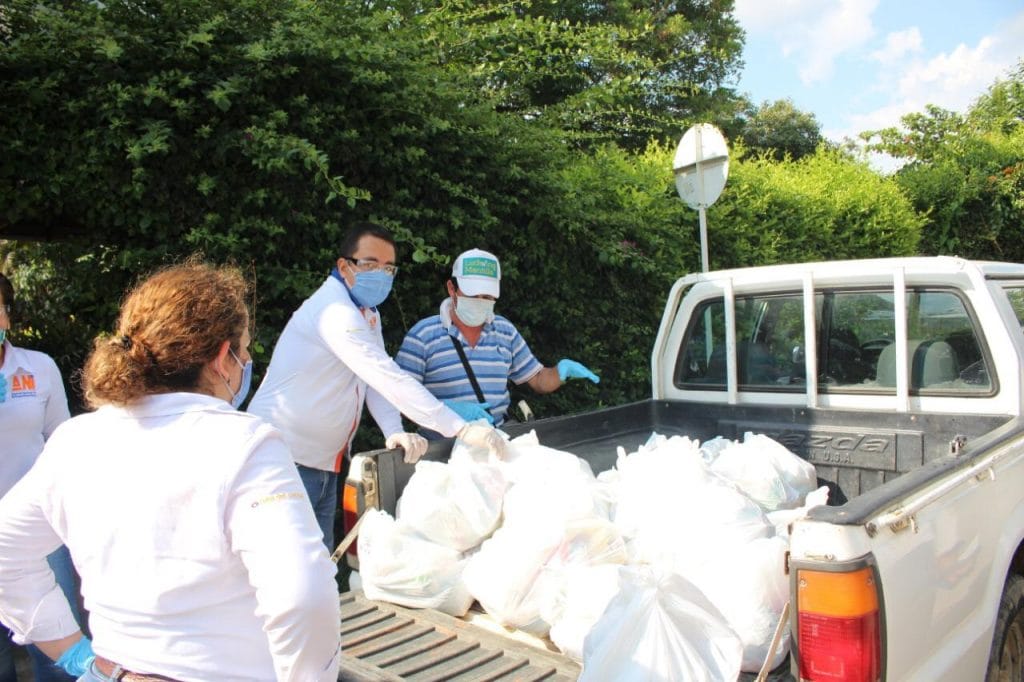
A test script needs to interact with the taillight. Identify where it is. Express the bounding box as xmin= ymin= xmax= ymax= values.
xmin=797 ymin=566 xmax=881 ymax=681
xmin=341 ymin=481 xmax=361 ymax=568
